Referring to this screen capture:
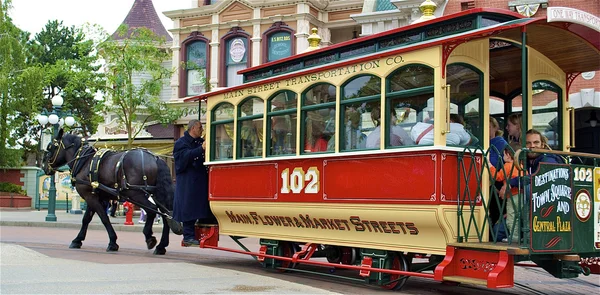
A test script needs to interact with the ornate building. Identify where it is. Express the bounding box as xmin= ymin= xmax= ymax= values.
xmin=163 ymin=0 xmax=598 ymax=153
